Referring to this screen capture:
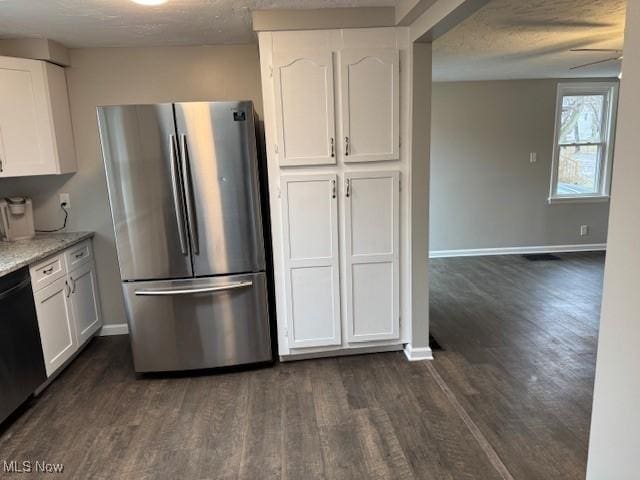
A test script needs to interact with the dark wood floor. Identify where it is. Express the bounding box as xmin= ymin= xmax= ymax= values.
xmin=430 ymin=252 xmax=605 ymax=480
xmin=0 ymin=252 xmax=604 ymax=479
